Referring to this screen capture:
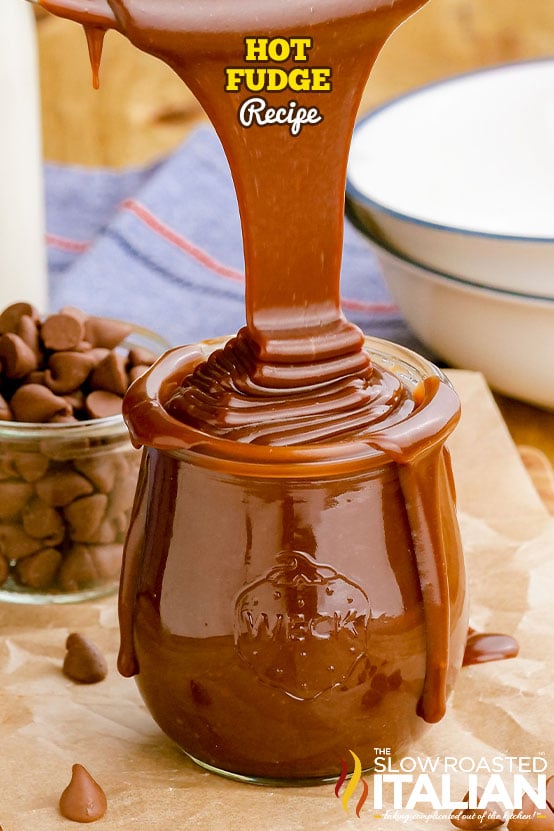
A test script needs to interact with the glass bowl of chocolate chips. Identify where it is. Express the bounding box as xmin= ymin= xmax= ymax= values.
xmin=0 ymin=302 xmax=166 ymax=603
